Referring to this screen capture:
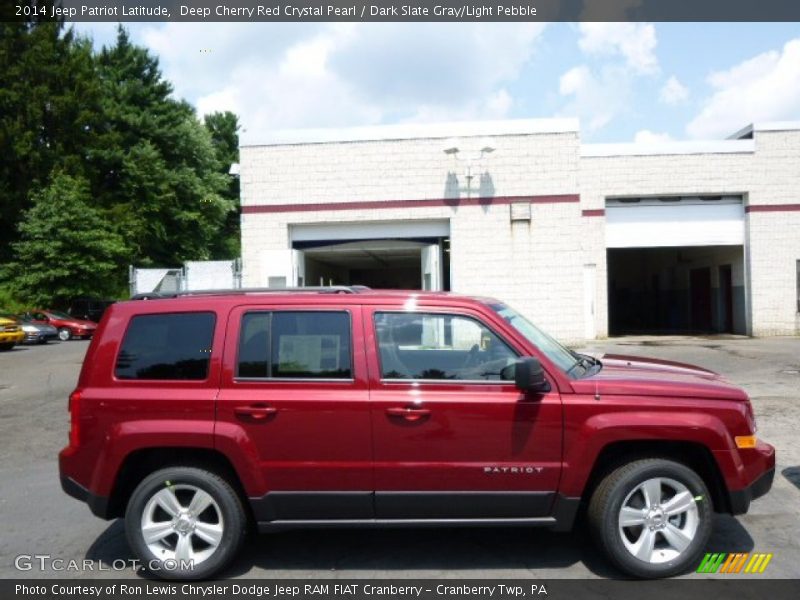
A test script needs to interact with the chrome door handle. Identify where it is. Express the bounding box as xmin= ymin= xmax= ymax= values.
xmin=234 ymin=405 xmax=277 ymax=420
xmin=385 ymin=407 xmax=431 ymax=422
